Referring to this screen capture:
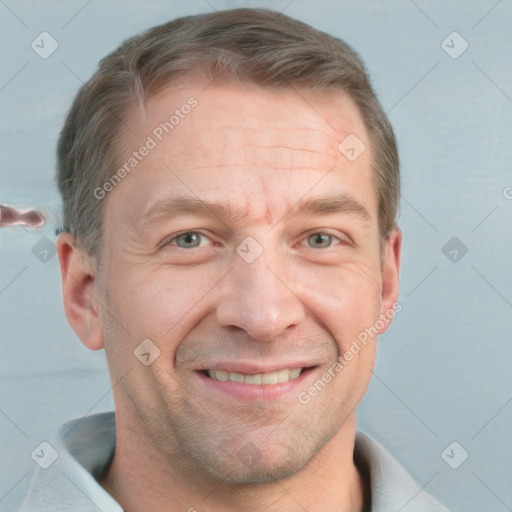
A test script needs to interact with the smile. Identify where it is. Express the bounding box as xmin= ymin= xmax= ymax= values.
xmin=206 ymin=368 xmax=302 ymax=385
